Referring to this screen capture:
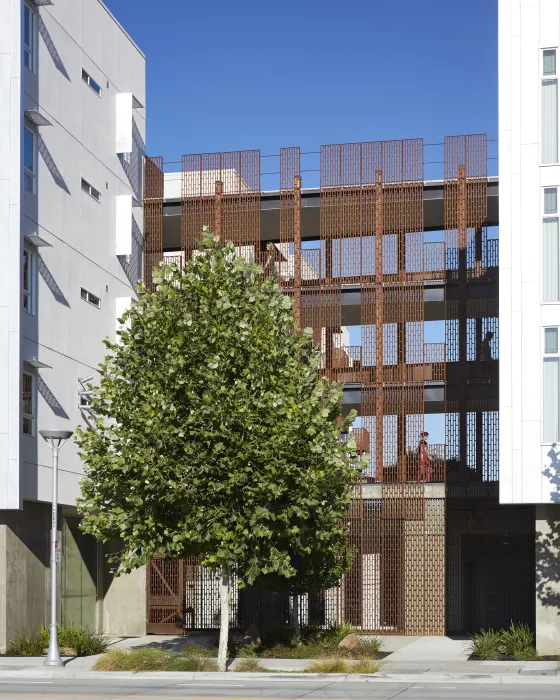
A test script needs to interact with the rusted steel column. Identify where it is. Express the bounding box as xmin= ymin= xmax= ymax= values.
xmin=214 ymin=180 xmax=223 ymax=242
xmin=142 ymin=156 xmax=164 ymax=291
xmin=375 ymin=169 xmax=384 ymax=481
xmin=458 ymin=164 xmax=468 ymax=472
xmin=293 ymin=175 xmax=302 ymax=327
